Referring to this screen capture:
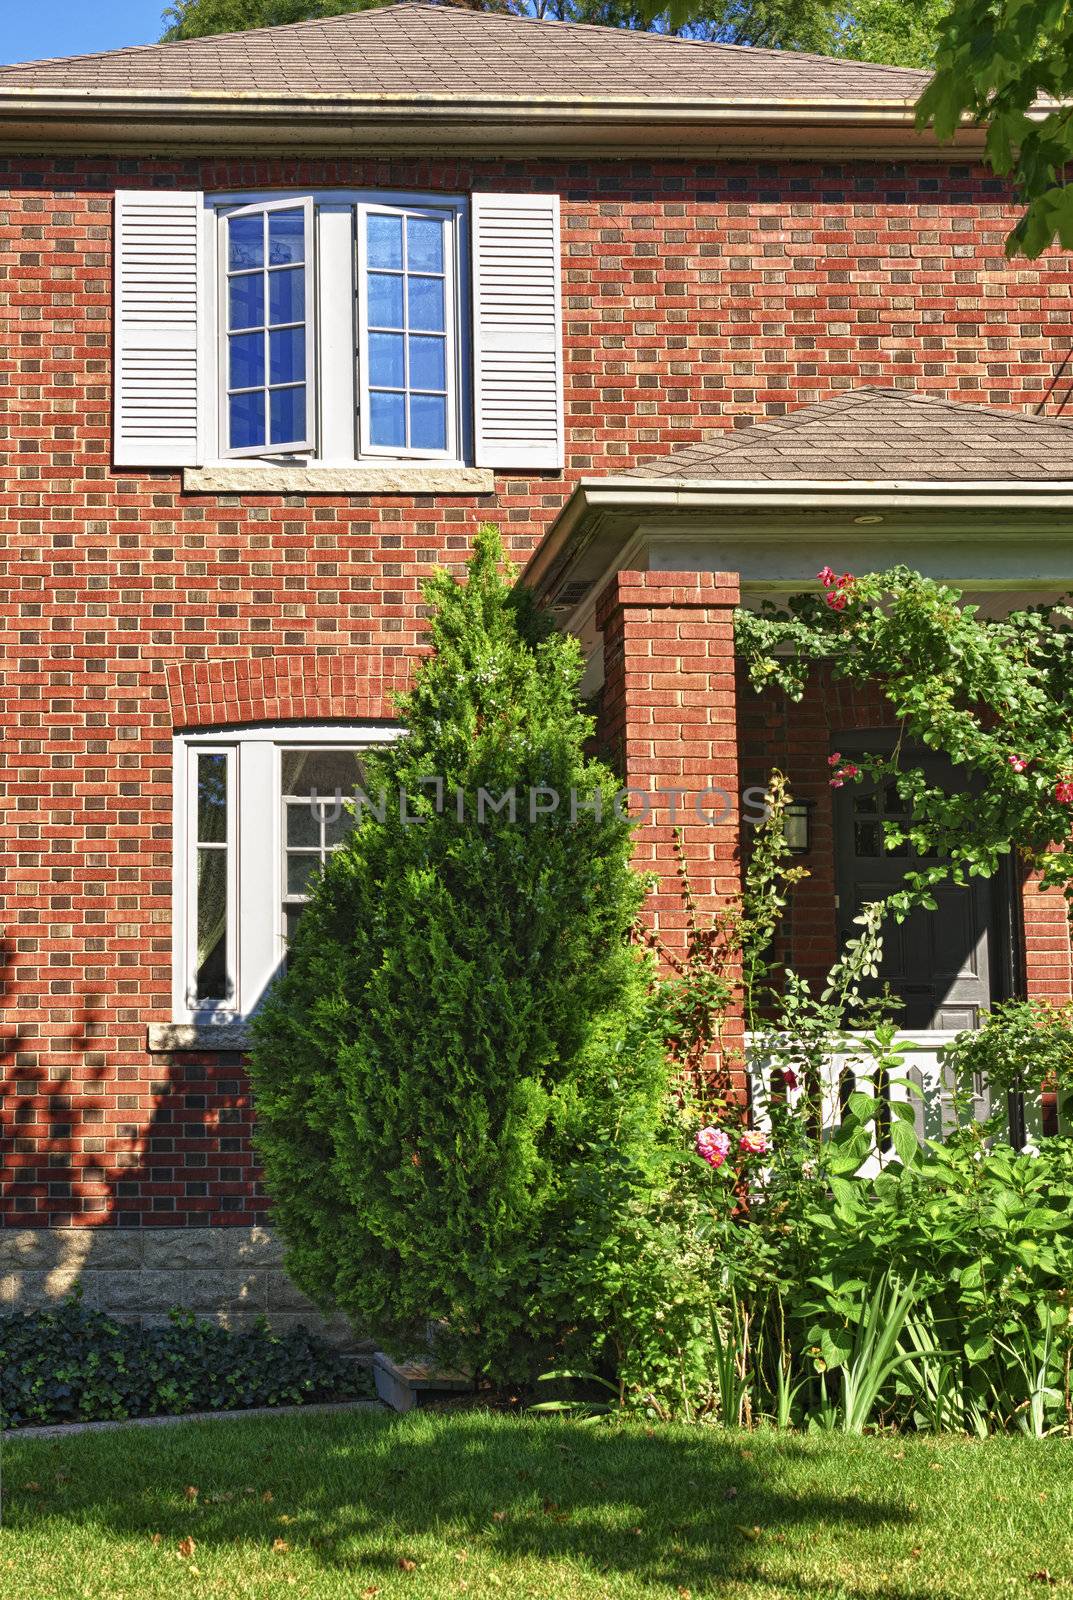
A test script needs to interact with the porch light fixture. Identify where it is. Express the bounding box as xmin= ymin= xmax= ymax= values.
xmin=783 ymin=800 xmax=813 ymax=854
